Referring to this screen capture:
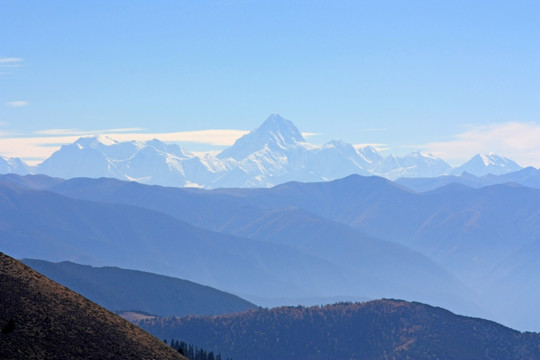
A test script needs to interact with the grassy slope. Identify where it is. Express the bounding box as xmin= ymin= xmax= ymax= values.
xmin=0 ymin=252 xmax=186 ymax=360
